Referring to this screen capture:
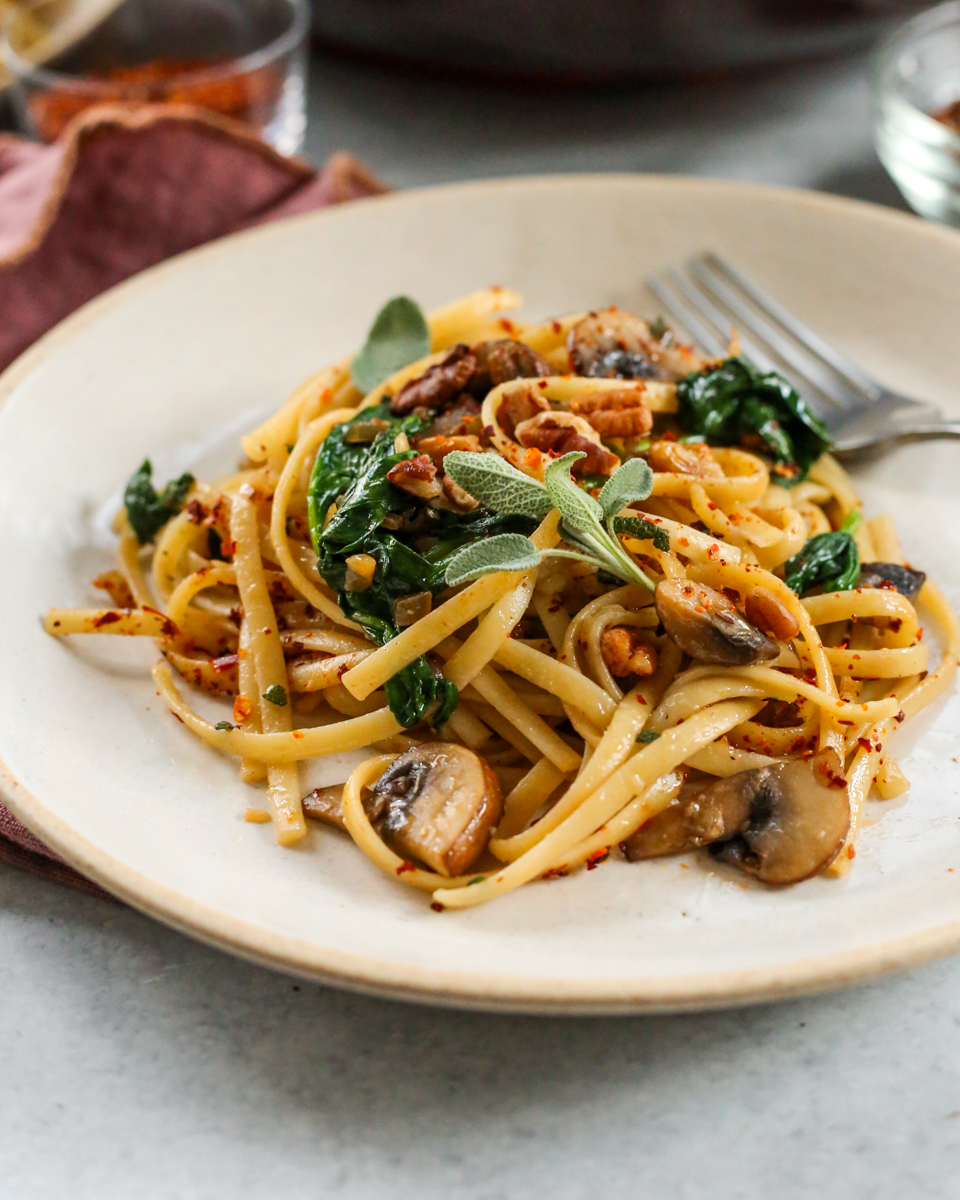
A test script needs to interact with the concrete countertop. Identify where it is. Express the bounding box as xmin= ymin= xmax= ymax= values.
xmin=5 ymin=46 xmax=956 ymax=1200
